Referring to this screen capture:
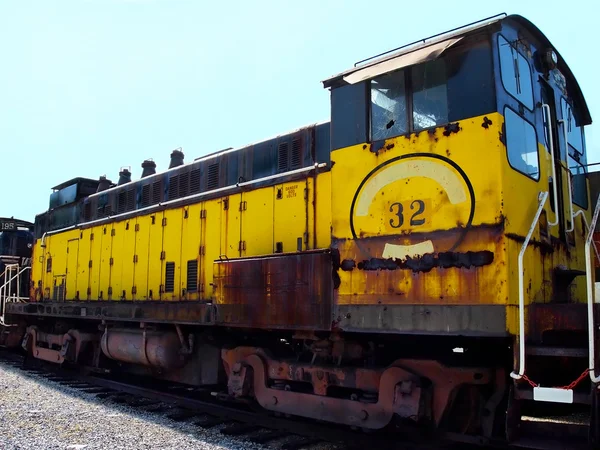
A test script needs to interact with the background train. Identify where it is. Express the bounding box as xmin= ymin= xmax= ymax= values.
xmin=1 ymin=13 xmax=598 ymax=448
